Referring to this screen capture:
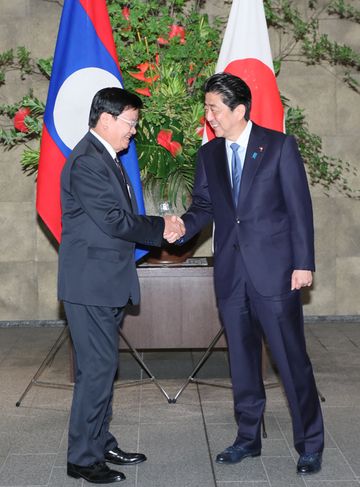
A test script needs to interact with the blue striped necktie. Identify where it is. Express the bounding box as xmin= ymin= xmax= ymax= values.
xmin=230 ymin=142 xmax=242 ymax=205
